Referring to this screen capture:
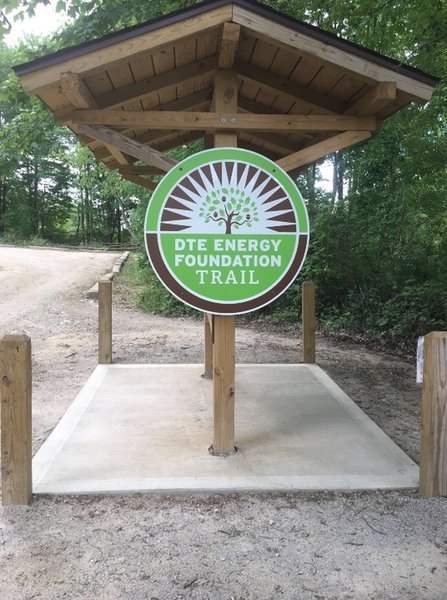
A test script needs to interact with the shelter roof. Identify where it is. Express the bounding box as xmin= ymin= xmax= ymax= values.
xmin=14 ymin=0 xmax=439 ymax=188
